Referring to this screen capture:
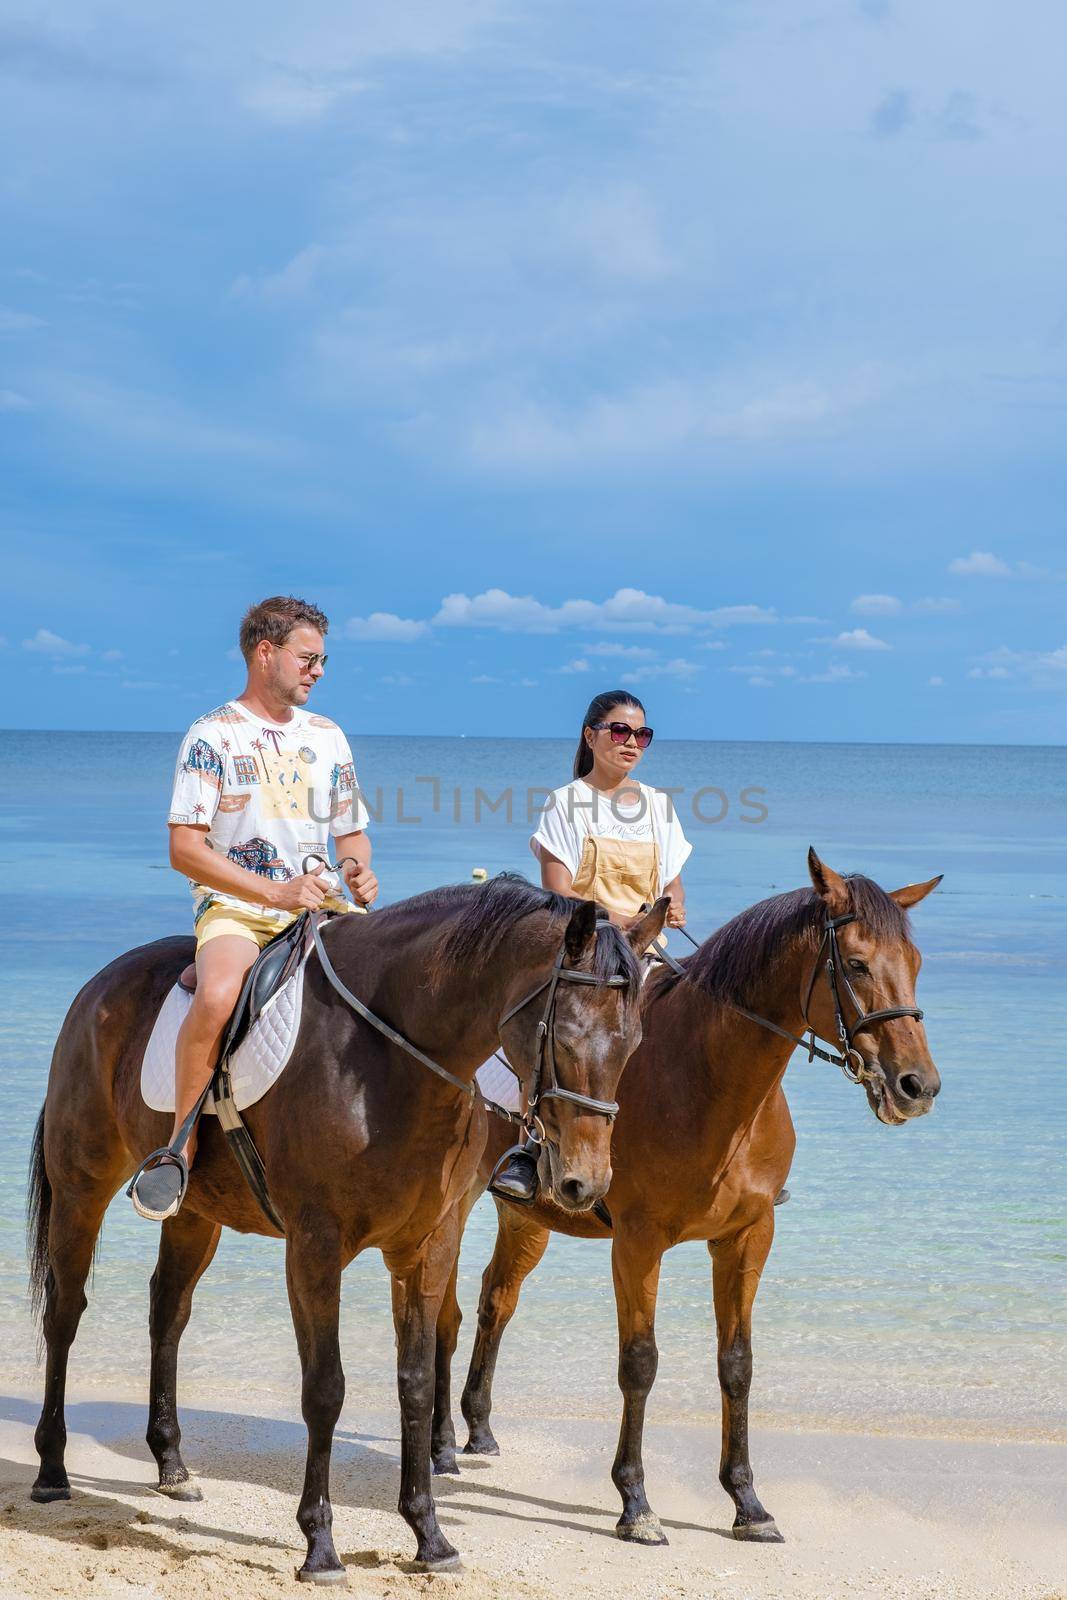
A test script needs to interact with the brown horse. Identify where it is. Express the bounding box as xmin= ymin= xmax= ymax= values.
xmin=27 ymin=876 xmax=667 ymax=1580
xmin=431 ymin=851 xmax=942 ymax=1544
